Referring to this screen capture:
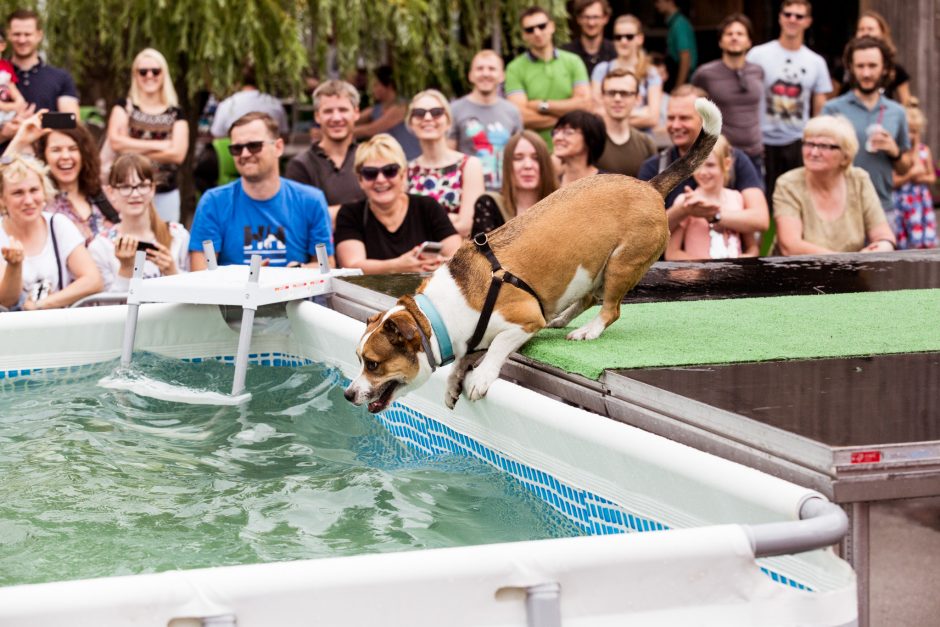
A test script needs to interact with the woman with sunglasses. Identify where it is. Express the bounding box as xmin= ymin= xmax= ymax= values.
xmin=406 ymin=89 xmax=484 ymax=238
xmin=774 ymin=115 xmax=896 ymax=255
xmin=473 ymin=130 xmax=557 ymax=235
xmin=589 ymin=15 xmax=662 ymax=130
xmin=335 ymin=134 xmax=461 ymax=274
xmin=4 ymin=111 xmax=120 ymax=244
xmin=551 ymin=110 xmax=606 ymax=187
xmin=105 ymin=48 xmax=188 ymax=223
xmin=0 ymin=155 xmax=102 ymax=310
xmin=88 ymin=154 xmax=189 ymax=292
